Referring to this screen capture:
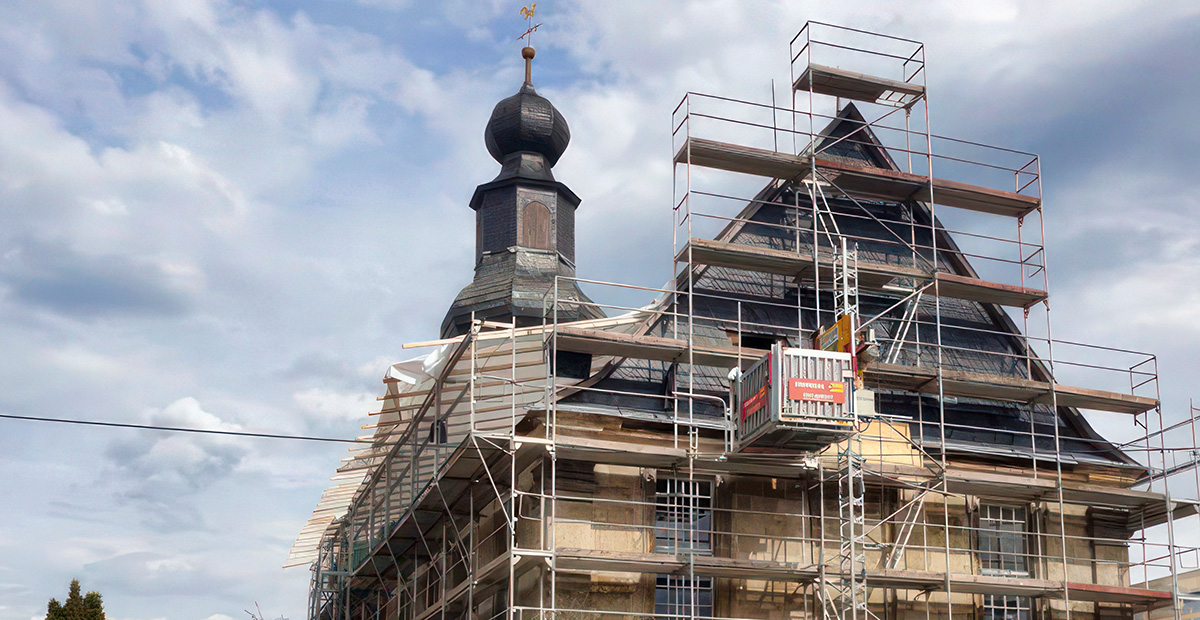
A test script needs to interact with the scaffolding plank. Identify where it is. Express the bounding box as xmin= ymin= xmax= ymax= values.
xmin=1132 ymin=500 xmax=1198 ymax=531
xmin=537 ymin=421 xmax=1170 ymax=516
xmin=824 ymin=159 xmax=1041 ymax=218
xmin=554 ymin=547 xmax=1072 ymax=597
xmin=868 ymin=570 xmax=1062 ymax=597
xmin=692 ymin=555 xmax=818 ymax=581
xmin=553 ymin=326 xmax=762 ymax=368
xmin=674 ymin=137 xmax=810 ymax=179
xmin=1066 ymin=582 xmax=1173 ymax=604
xmin=557 ymin=548 xmax=822 ymax=582
xmin=944 ymin=469 xmax=1057 ymax=501
xmin=945 ymin=471 xmax=1184 ymax=529
xmin=944 ymin=468 xmax=1169 ymax=509
xmin=554 ymin=435 xmax=689 ymax=469
xmin=1040 ymin=387 xmax=1156 ymax=414
xmin=383 ymin=543 xmax=1170 ymax=611
xmin=1050 ymin=383 xmax=1160 ymax=414
xmin=556 ymin=328 xmax=1155 ymax=414
xmin=814 ymin=156 xmax=925 ymax=203
xmin=674 ymin=138 xmax=1040 ymax=217
xmin=867 ymin=363 xmax=1030 ymax=401
xmin=677 ymin=238 xmax=923 ymax=290
xmin=680 ymin=237 xmax=816 ymax=277
xmin=555 ymin=548 xmax=687 ymax=575
xmin=793 ymin=63 xmax=924 ymax=105
xmin=933 ymin=272 xmax=1047 ymax=308
xmin=923 ymin=177 xmax=1041 ymax=218
xmin=678 ymin=238 xmax=1046 ymax=308
xmin=864 ymin=362 xmax=1158 ymax=415
xmin=818 ymin=157 xmax=1041 ymax=217
xmin=555 ymin=326 xmax=685 ymax=362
